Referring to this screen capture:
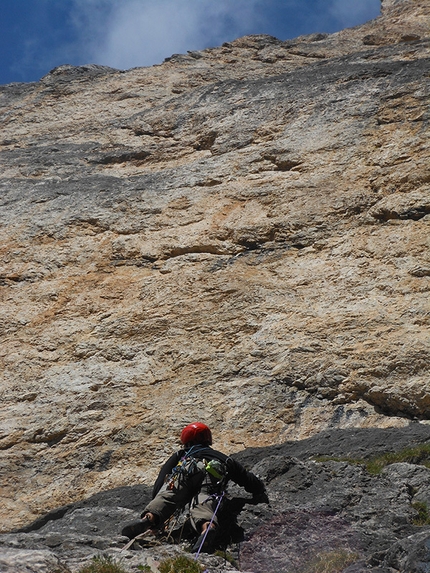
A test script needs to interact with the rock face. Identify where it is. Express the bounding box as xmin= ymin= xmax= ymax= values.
xmin=0 ymin=0 xmax=429 ymax=534
xmin=2 ymin=426 xmax=430 ymax=572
